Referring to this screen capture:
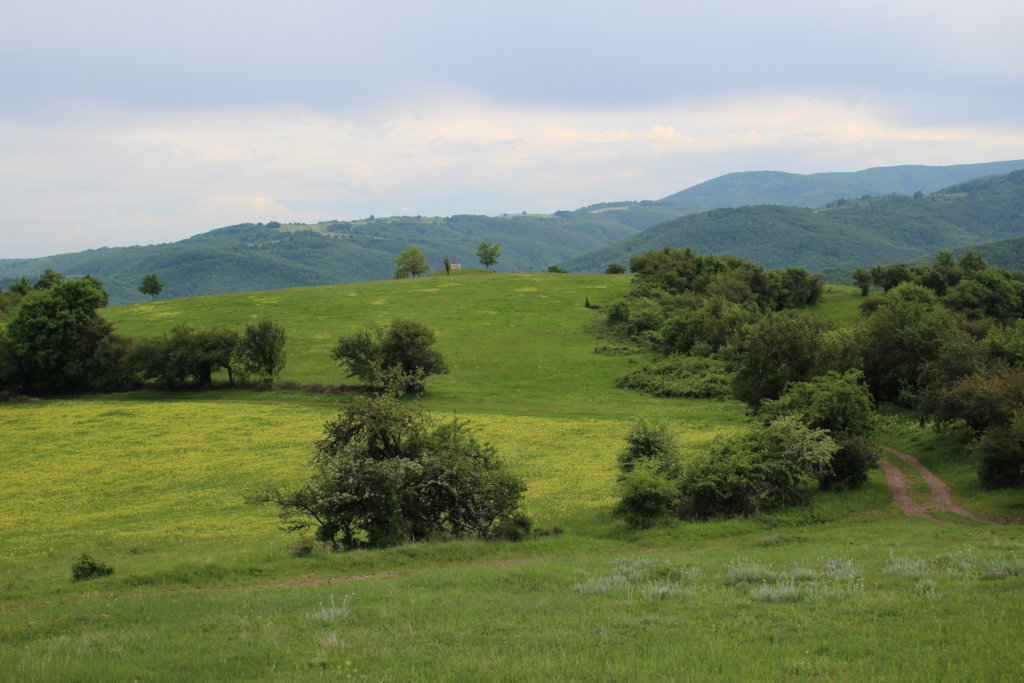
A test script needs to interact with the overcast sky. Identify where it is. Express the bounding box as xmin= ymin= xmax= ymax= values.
xmin=2 ymin=0 xmax=1023 ymax=258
